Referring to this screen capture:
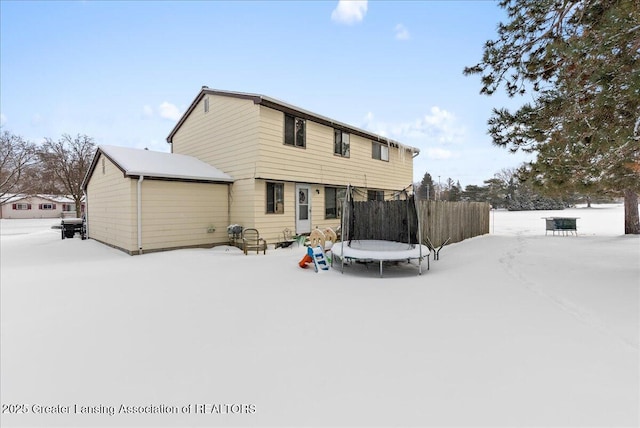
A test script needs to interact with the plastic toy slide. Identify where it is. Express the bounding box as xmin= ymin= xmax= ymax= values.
xmin=298 ymin=246 xmax=330 ymax=272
